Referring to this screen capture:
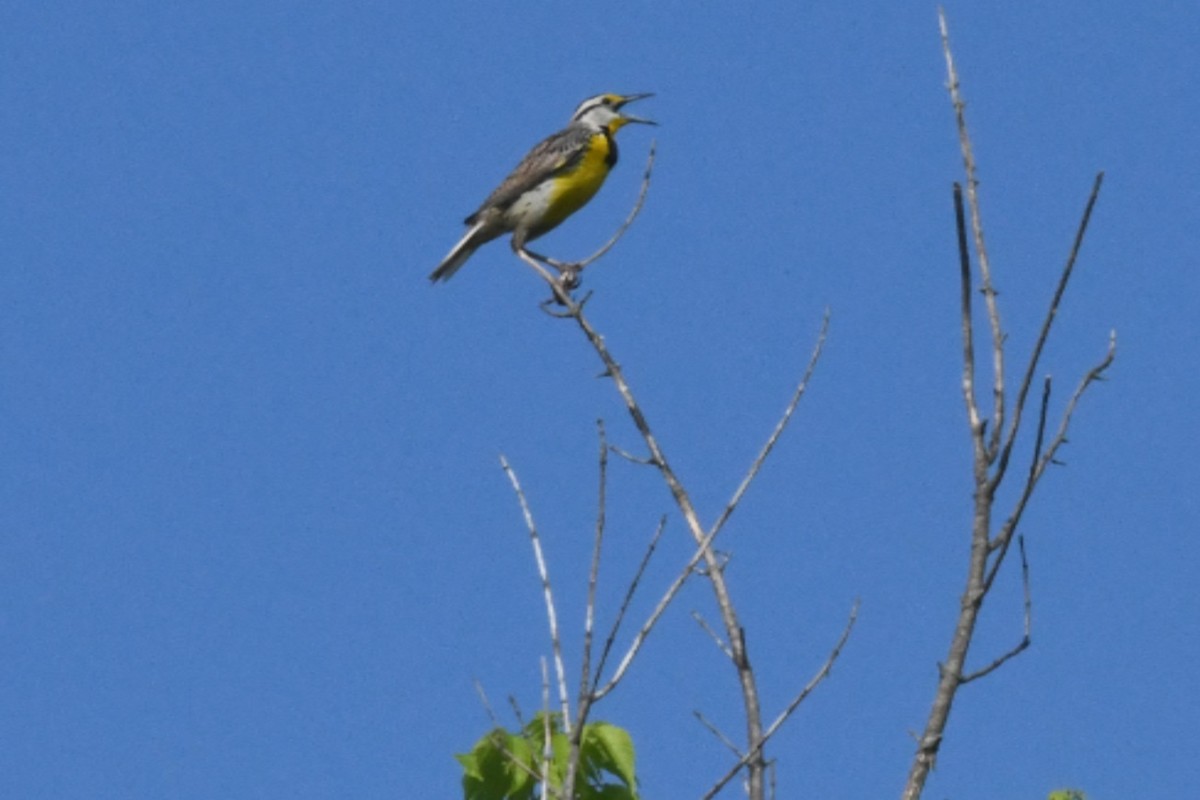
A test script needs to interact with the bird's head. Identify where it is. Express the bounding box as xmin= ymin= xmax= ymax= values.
xmin=570 ymin=93 xmax=656 ymax=133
